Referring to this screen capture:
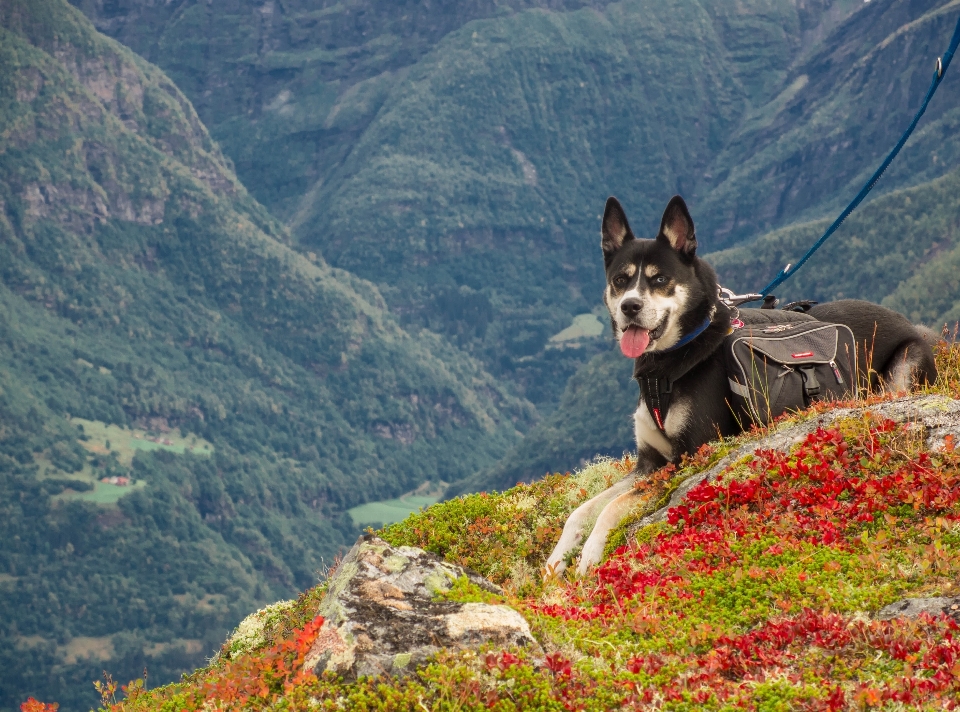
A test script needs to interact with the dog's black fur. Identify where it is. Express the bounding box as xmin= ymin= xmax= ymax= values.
xmin=545 ymin=195 xmax=938 ymax=575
